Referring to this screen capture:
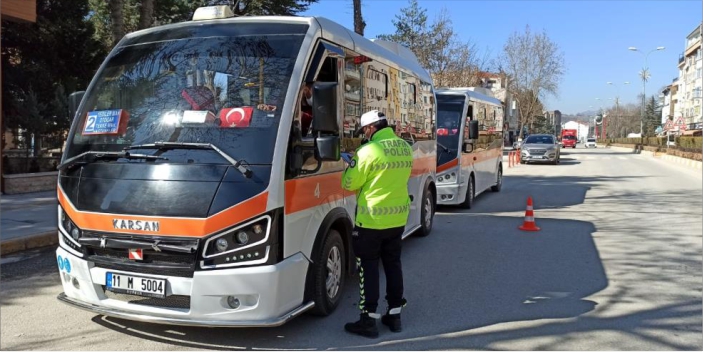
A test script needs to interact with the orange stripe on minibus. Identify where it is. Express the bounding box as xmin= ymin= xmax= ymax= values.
xmin=411 ymin=156 xmax=436 ymax=177
xmin=437 ymin=158 xmax=458 ymax=173
xmin=284 ymin=172 xmax=345 ymax=214
xmin=460 ymin=148 xmax=502 ymax=166
xmin=58 ymin=186 xmax=268 ymax=237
